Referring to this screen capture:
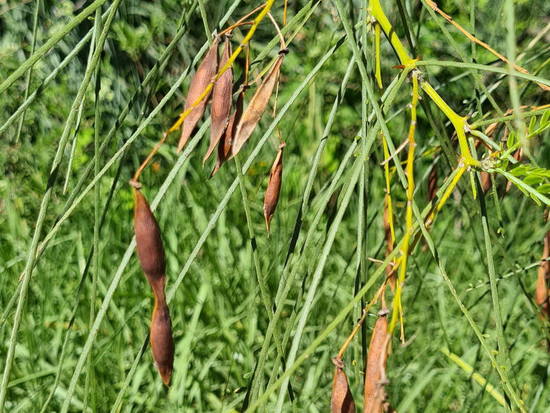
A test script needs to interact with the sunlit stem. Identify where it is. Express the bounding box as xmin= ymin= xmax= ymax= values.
xmin=370 ymin=0 xmax=479 ymax=166
xmin=421 ymin=82 xmax=479 ymax=166
xmin=425 ymin=164 xmax=467 ymax=227
xmin=336 ymin=283 xmax=386 ymax=359
xmin=369 ymin=0 xmax=416 ymax=68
